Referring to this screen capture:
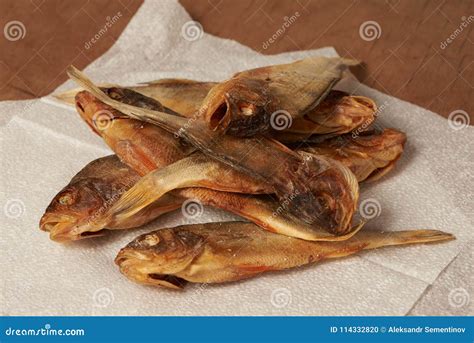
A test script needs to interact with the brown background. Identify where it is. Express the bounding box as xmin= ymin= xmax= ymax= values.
xmin=1 ymin=0 xmax=472 ymax=122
